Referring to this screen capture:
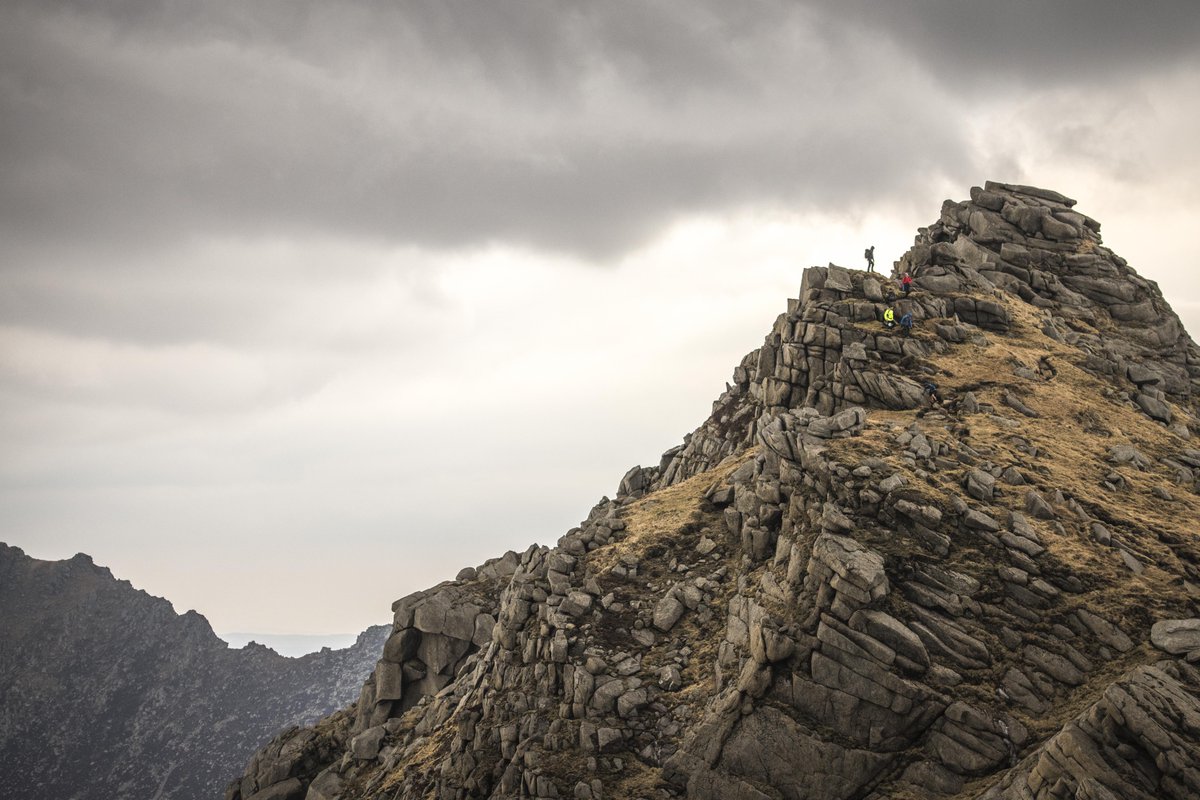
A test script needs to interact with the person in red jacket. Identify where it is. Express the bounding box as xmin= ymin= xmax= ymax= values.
xmin=901 ymin=272 xmax=913 ymax=295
